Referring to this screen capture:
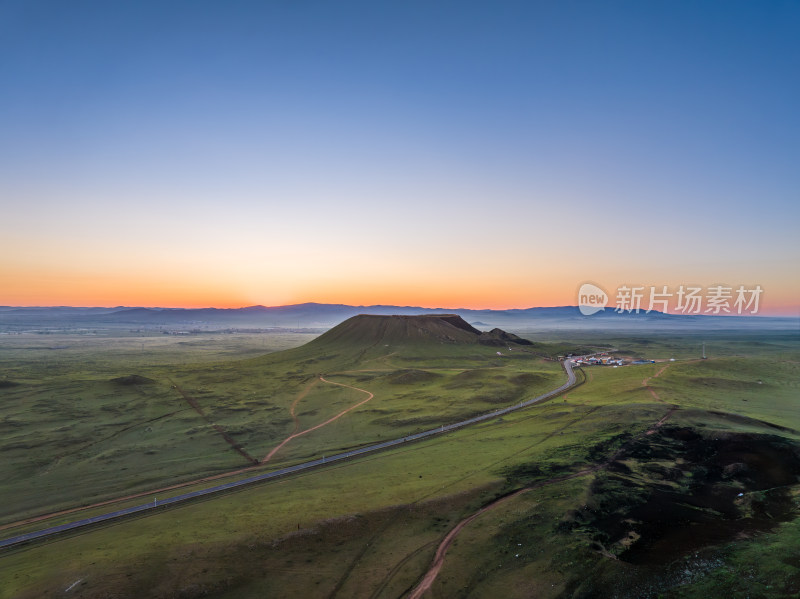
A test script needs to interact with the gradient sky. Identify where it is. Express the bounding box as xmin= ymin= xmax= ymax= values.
xmin=1 ymin=1 xmax=798 ymax=314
